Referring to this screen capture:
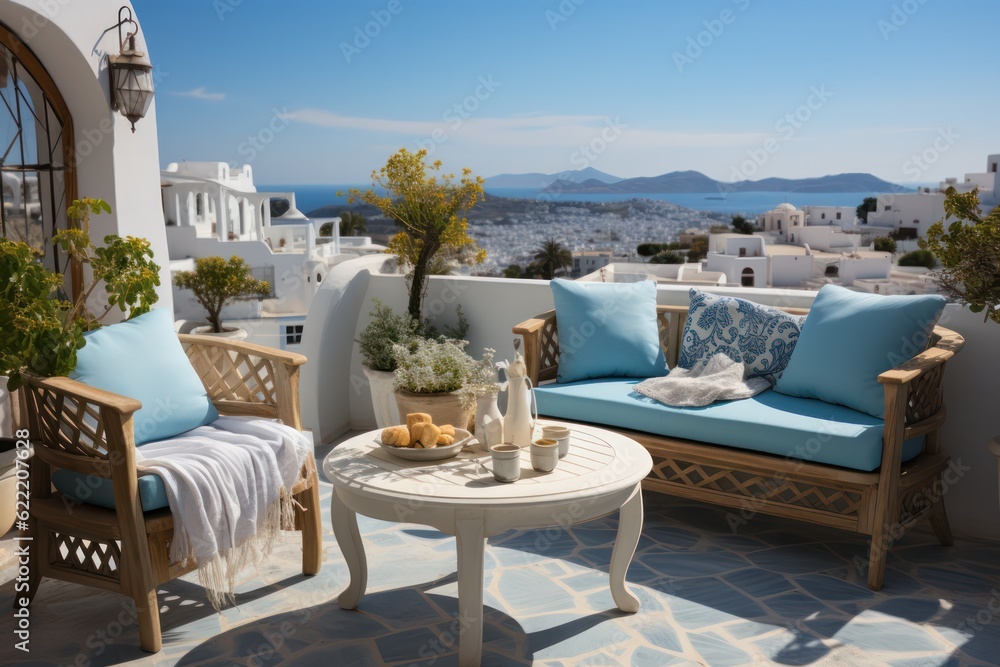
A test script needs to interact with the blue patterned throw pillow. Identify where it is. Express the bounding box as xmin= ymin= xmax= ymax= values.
xmin=678 ymin=289 xmax=802 ymax=384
